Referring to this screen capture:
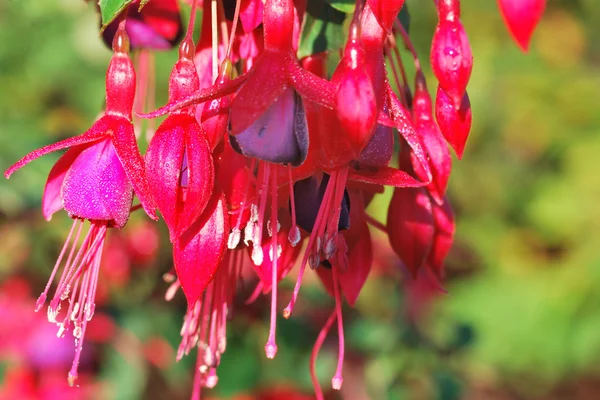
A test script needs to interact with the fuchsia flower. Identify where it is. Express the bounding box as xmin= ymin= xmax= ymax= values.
xmin=5 ymin=24 xmax=155 ymax=386
xmin=6 ymin=0 xmax=546 ymax=396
